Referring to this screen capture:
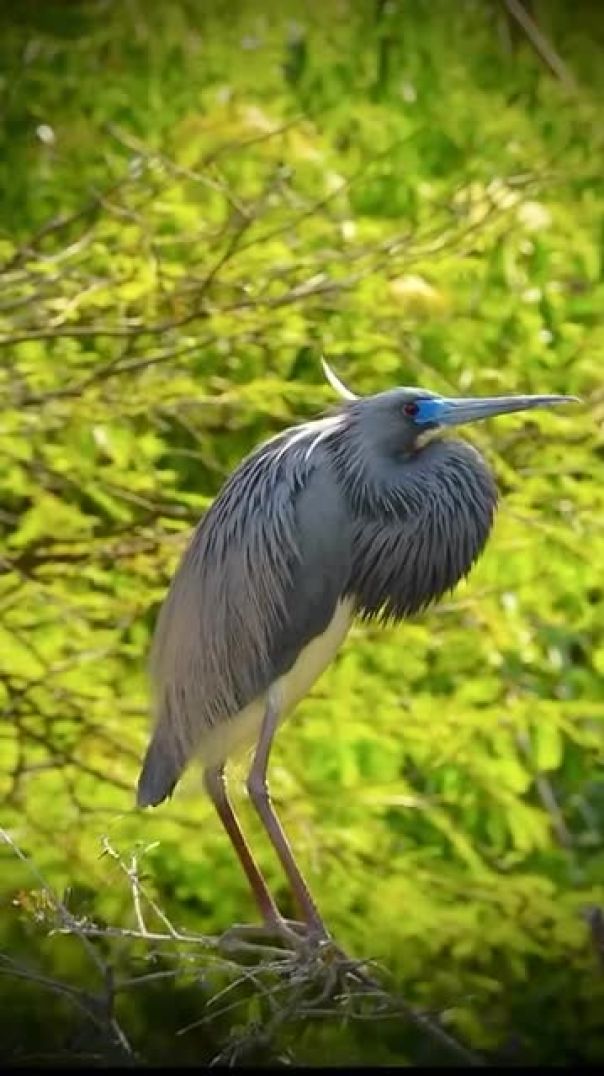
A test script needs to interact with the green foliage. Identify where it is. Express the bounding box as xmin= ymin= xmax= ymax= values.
xmin=1 ymin=0 xmax=603 ymax=1065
